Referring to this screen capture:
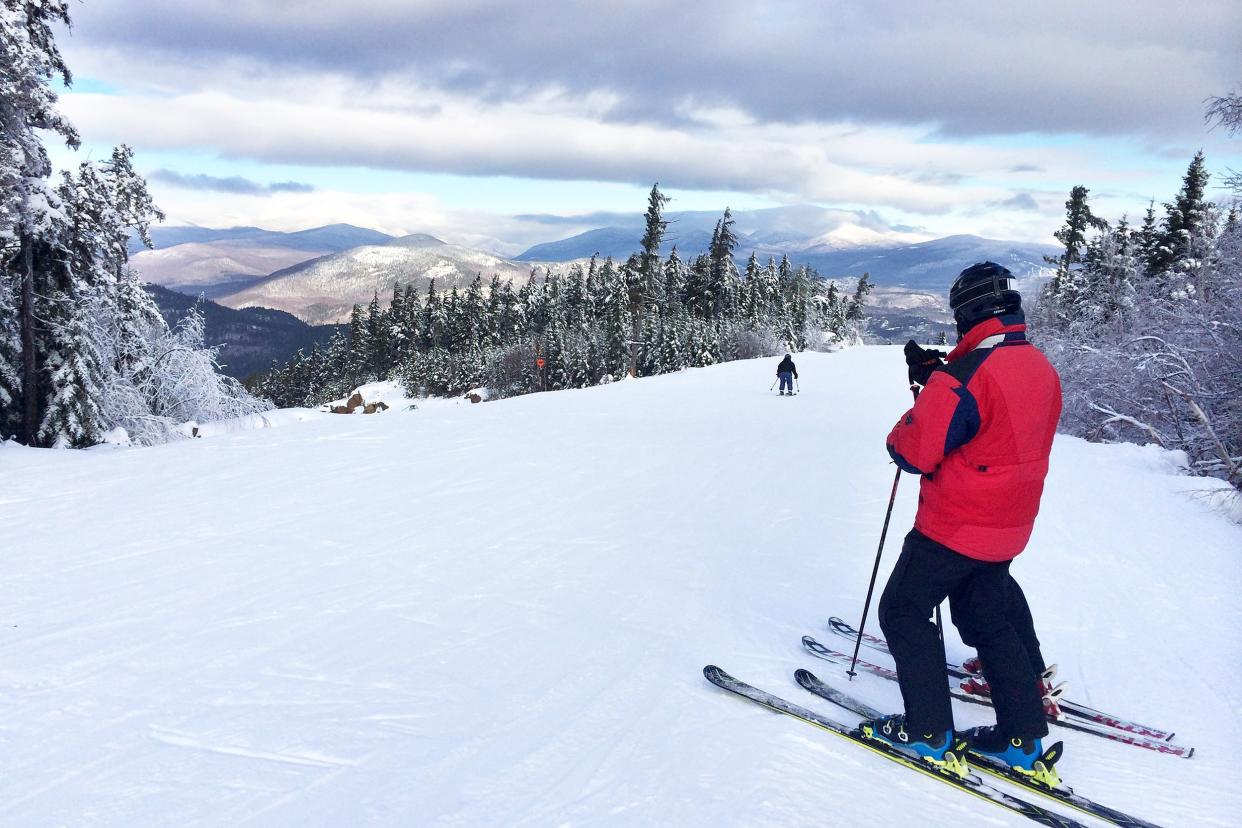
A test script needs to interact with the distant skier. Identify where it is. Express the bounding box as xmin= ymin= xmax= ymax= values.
xmin=858 ymin=262 xmax=1063 ymax=784
xmin=776 ymin=354 xmax=798 ymax=395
